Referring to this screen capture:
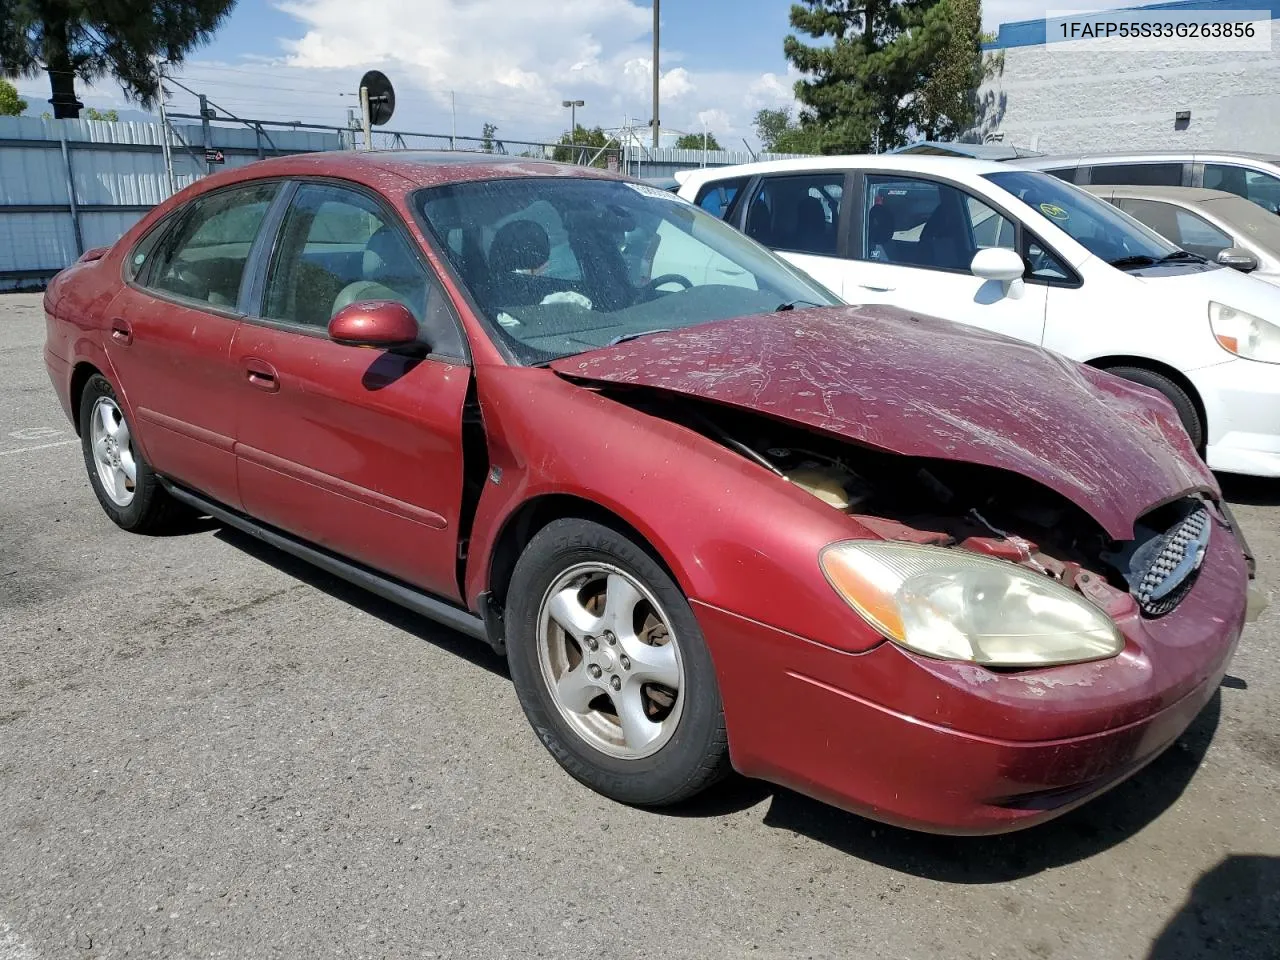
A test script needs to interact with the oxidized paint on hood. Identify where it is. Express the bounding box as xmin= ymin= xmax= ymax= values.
xmin=550 ymin=305 xmax=1218 ymax=540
